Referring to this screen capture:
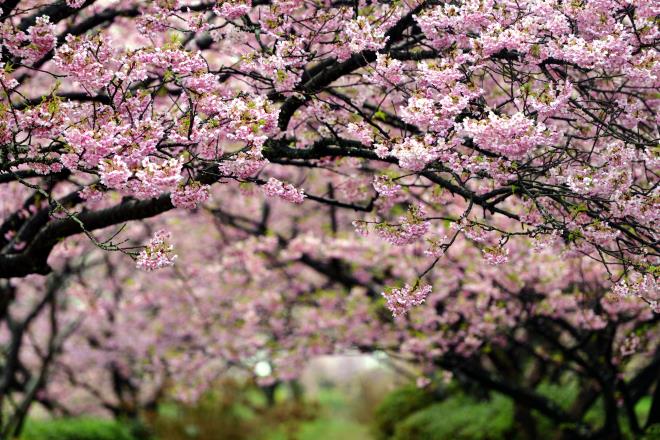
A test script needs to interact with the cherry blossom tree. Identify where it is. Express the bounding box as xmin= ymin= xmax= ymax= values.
xmin=0 ymin=0 xmax=659 ymax=438
xmin=0 ymin=0 xmax=657 ymax=287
